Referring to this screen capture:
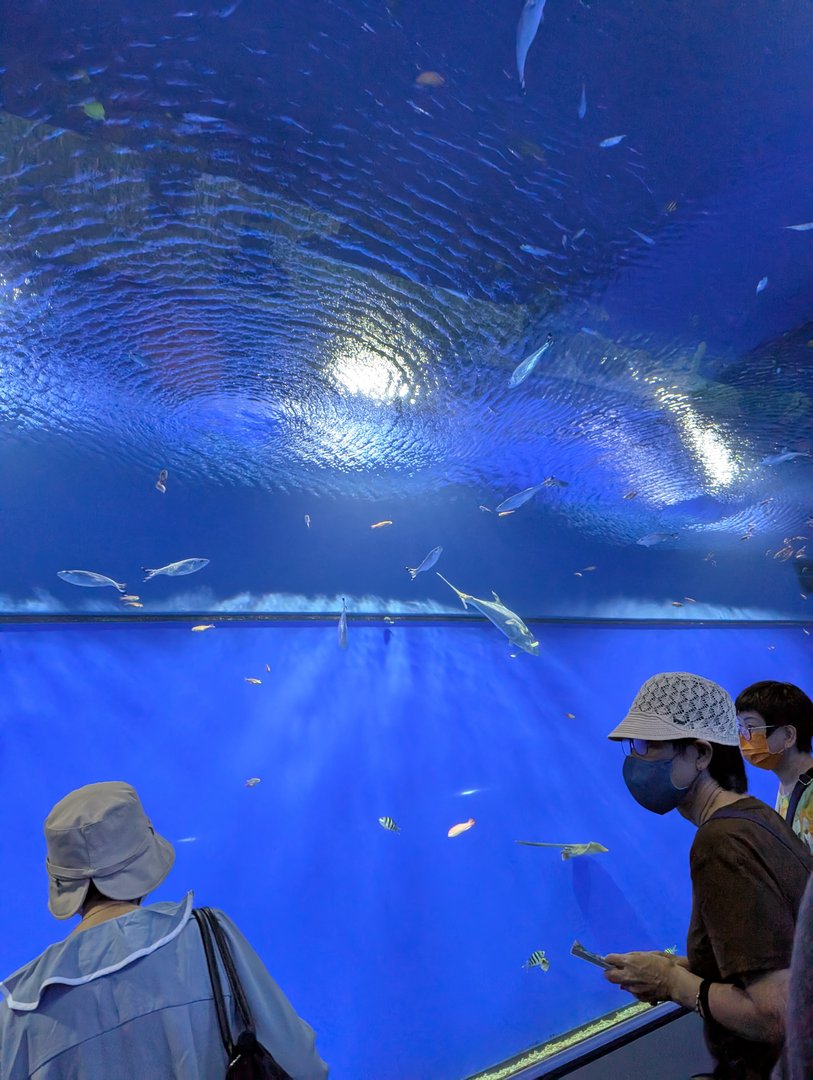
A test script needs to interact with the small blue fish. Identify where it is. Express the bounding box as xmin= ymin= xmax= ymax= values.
xmin=495 ymin=484 xmax=546 ymax=514
xmin=406 ymin=546 xmax=443 ymax=580
xmin=630 ymin=228 xmax=655 ymax=246
xmin=509 ymin=334 xmax=554 ymax=388
xmin=599 ymin=134 xmax=627 ymax=148
xmin=578 ymin=82 xmax=587 ymax=120
xmin=338 ymin=597 xmax=348 ymax=649
xmin=756 ymin=276 xmax=768 ymax=294
xmin=516 ymin=0 xmax=547 ymax=92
